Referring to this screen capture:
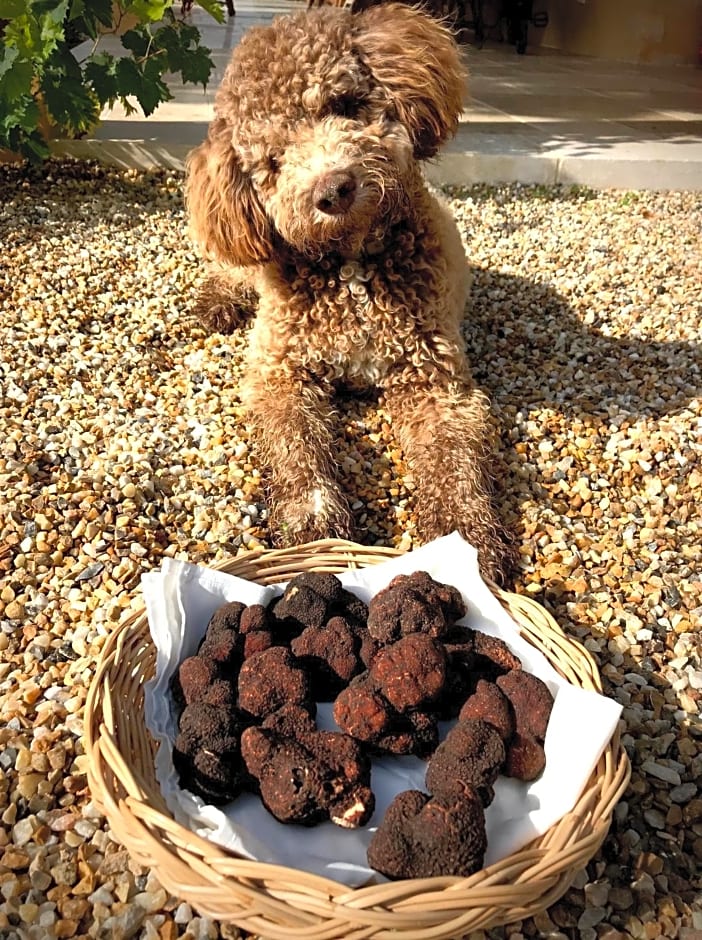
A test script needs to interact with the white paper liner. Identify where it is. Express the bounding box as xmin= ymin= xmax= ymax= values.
xmin=142 ymin=532 xmax=622 ymax=887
